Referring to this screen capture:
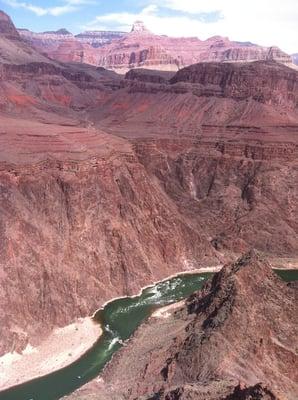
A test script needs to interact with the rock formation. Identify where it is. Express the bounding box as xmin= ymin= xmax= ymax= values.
xmin=18 ymin=27 xmax=96 ymax=64
xmin=18 ymin=20 xmax=294 ymax=72
xmin=0 ymin=10 xmax=52 ymax=64
xmin=75 ymin=30 xmax=126 ymax=48
xmin=0 ymin=10 xmax=297 ymax=367
xmin=67 ymin=251 xmax=298 ymax=400
xmin=19 ymin=28 xmax=126 ymax=50
xmin=93 ymin=26 xmax=293 ymax=73
xmin=130 ymin=20 xmax=151 ymax=34
xmin=0 ymin=9 xmax=20 ymax=40
xmin=18 ymin=28 xmax=75 ymax=53
xmin=170 ymin=61 xmax=297 ymax=108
